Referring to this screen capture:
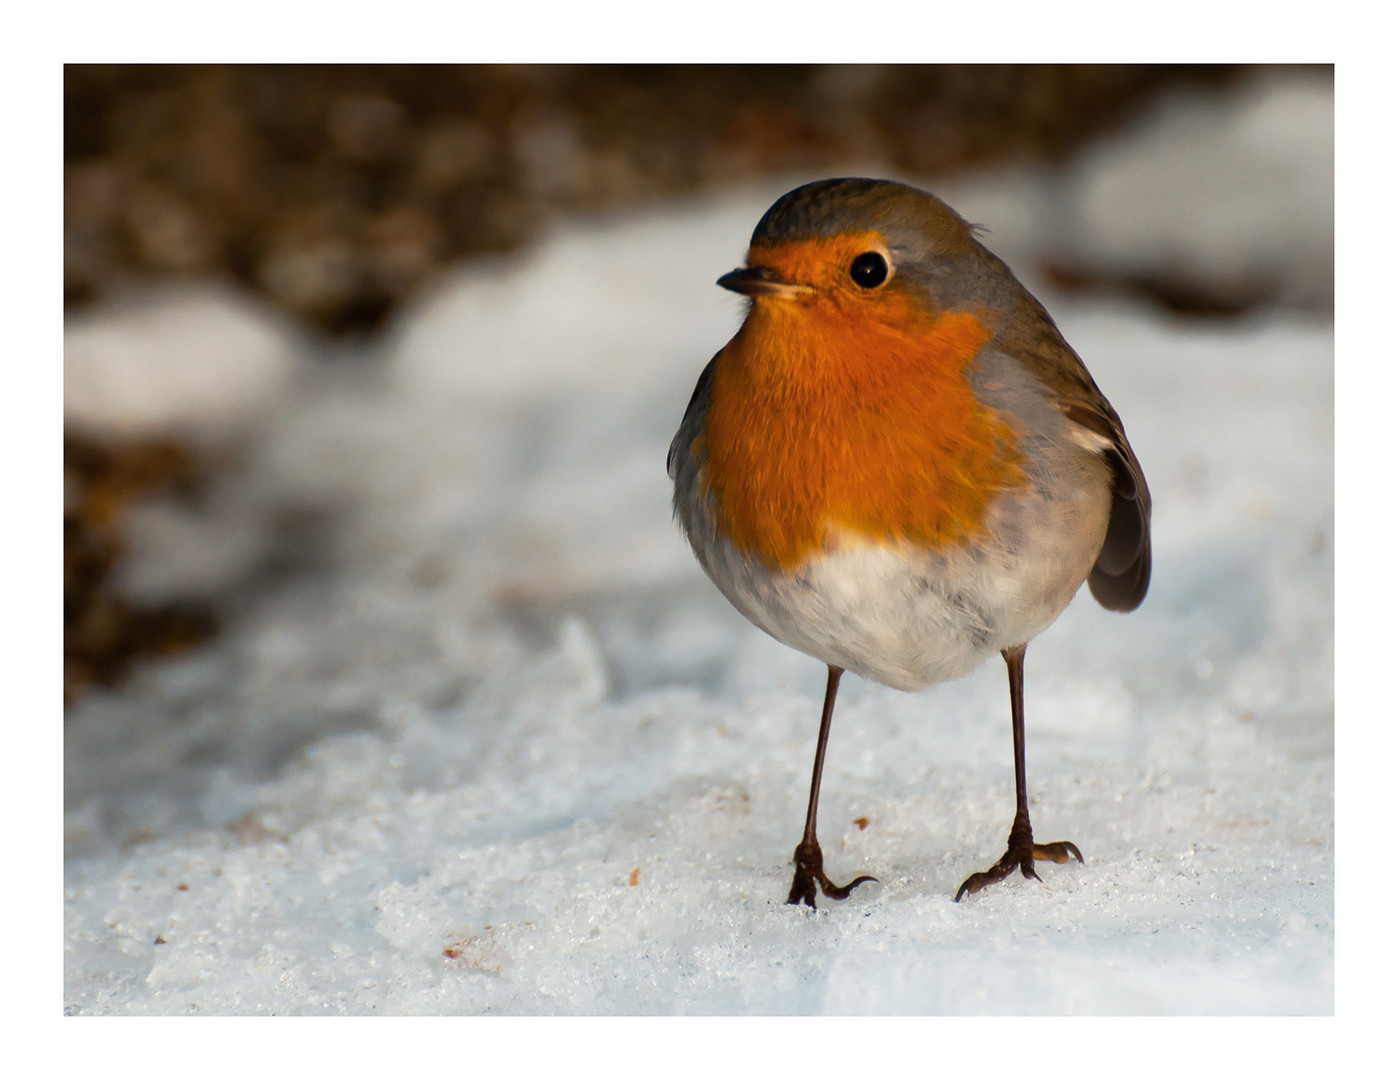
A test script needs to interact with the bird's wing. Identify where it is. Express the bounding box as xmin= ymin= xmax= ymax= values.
xmin=668 ymin=352 xmax=719 ymax=480
xmin=1009 ymin=312 xmax=1153 ymax=614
